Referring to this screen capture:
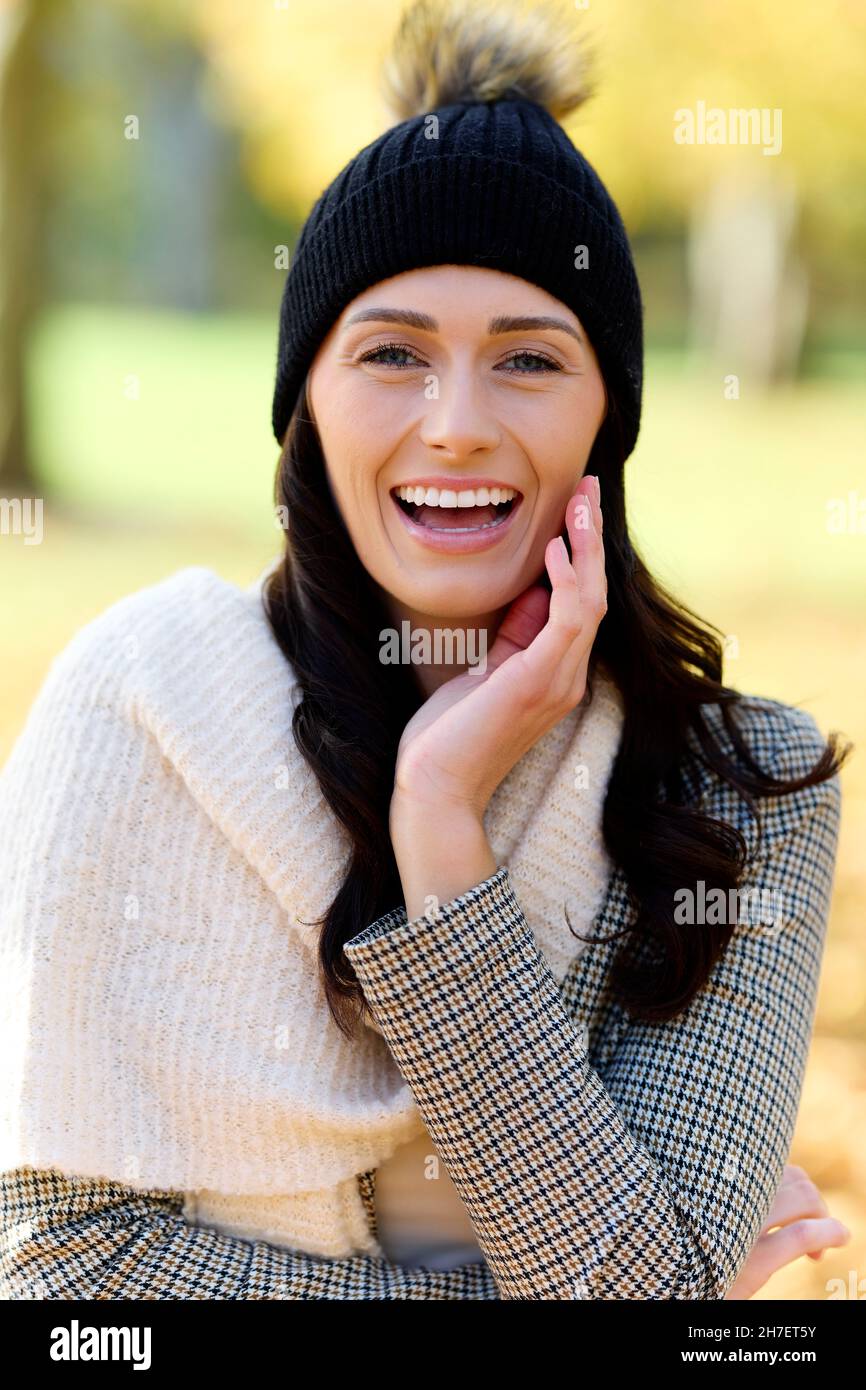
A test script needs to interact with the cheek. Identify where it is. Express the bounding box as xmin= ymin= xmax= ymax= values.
xmin=320 ymin=375 xmax=408 ymax=461
xmin=314 ymin=395 xmax=373 ymax=504
xmin=516 ymin=375 xmax=604 ymax=451
xmin=524 ymin=414 xmax=599 ymax=494
xmin=331 ymin=414 xmax=416 ymax=526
